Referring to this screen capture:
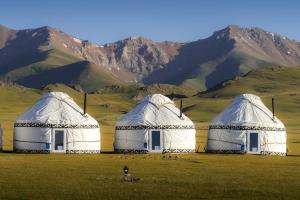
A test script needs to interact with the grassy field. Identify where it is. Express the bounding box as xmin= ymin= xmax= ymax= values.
xmin=0 ymin=66 xmax=300 ymax=199
xmin=0 ymin=153 xmax=299 ymax=200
